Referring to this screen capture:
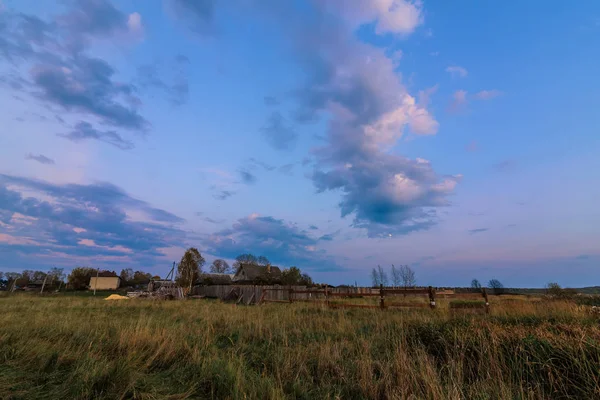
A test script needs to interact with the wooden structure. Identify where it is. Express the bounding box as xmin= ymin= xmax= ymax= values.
xmin=88 ymin=276 xmax=121 ymax=291
xmin=192 ymin=284 xmax=491 ymax=313
xmin=232 ymin=264 xmax=282 ymax=283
